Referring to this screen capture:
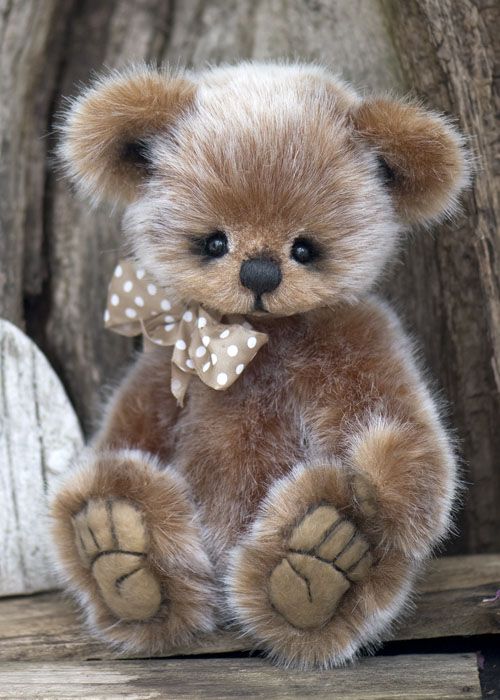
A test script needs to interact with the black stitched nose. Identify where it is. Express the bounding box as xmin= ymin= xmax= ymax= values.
xmin=239 ymin=257 xmax=282 ymax=295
